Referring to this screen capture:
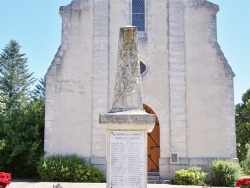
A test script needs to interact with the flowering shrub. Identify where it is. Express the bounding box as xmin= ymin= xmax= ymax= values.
xmin=0 ymin=172 xmax=11 ymax=188
xmin=236 ymin=177 xmax=250 ymax=188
